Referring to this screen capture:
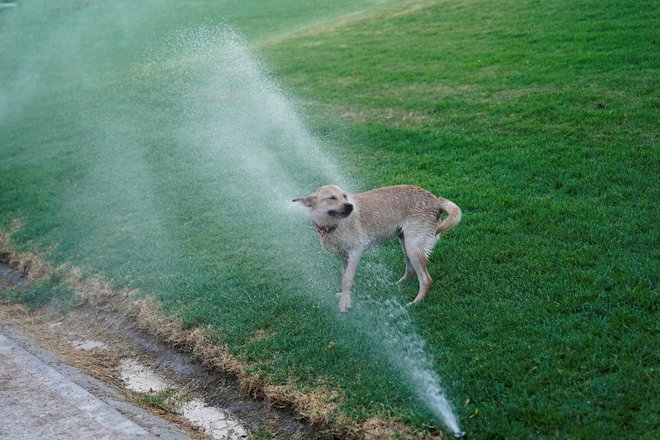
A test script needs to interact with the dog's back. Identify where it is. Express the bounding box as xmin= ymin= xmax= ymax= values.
xmin=351 ymin=185 xmax=439 ymax=239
